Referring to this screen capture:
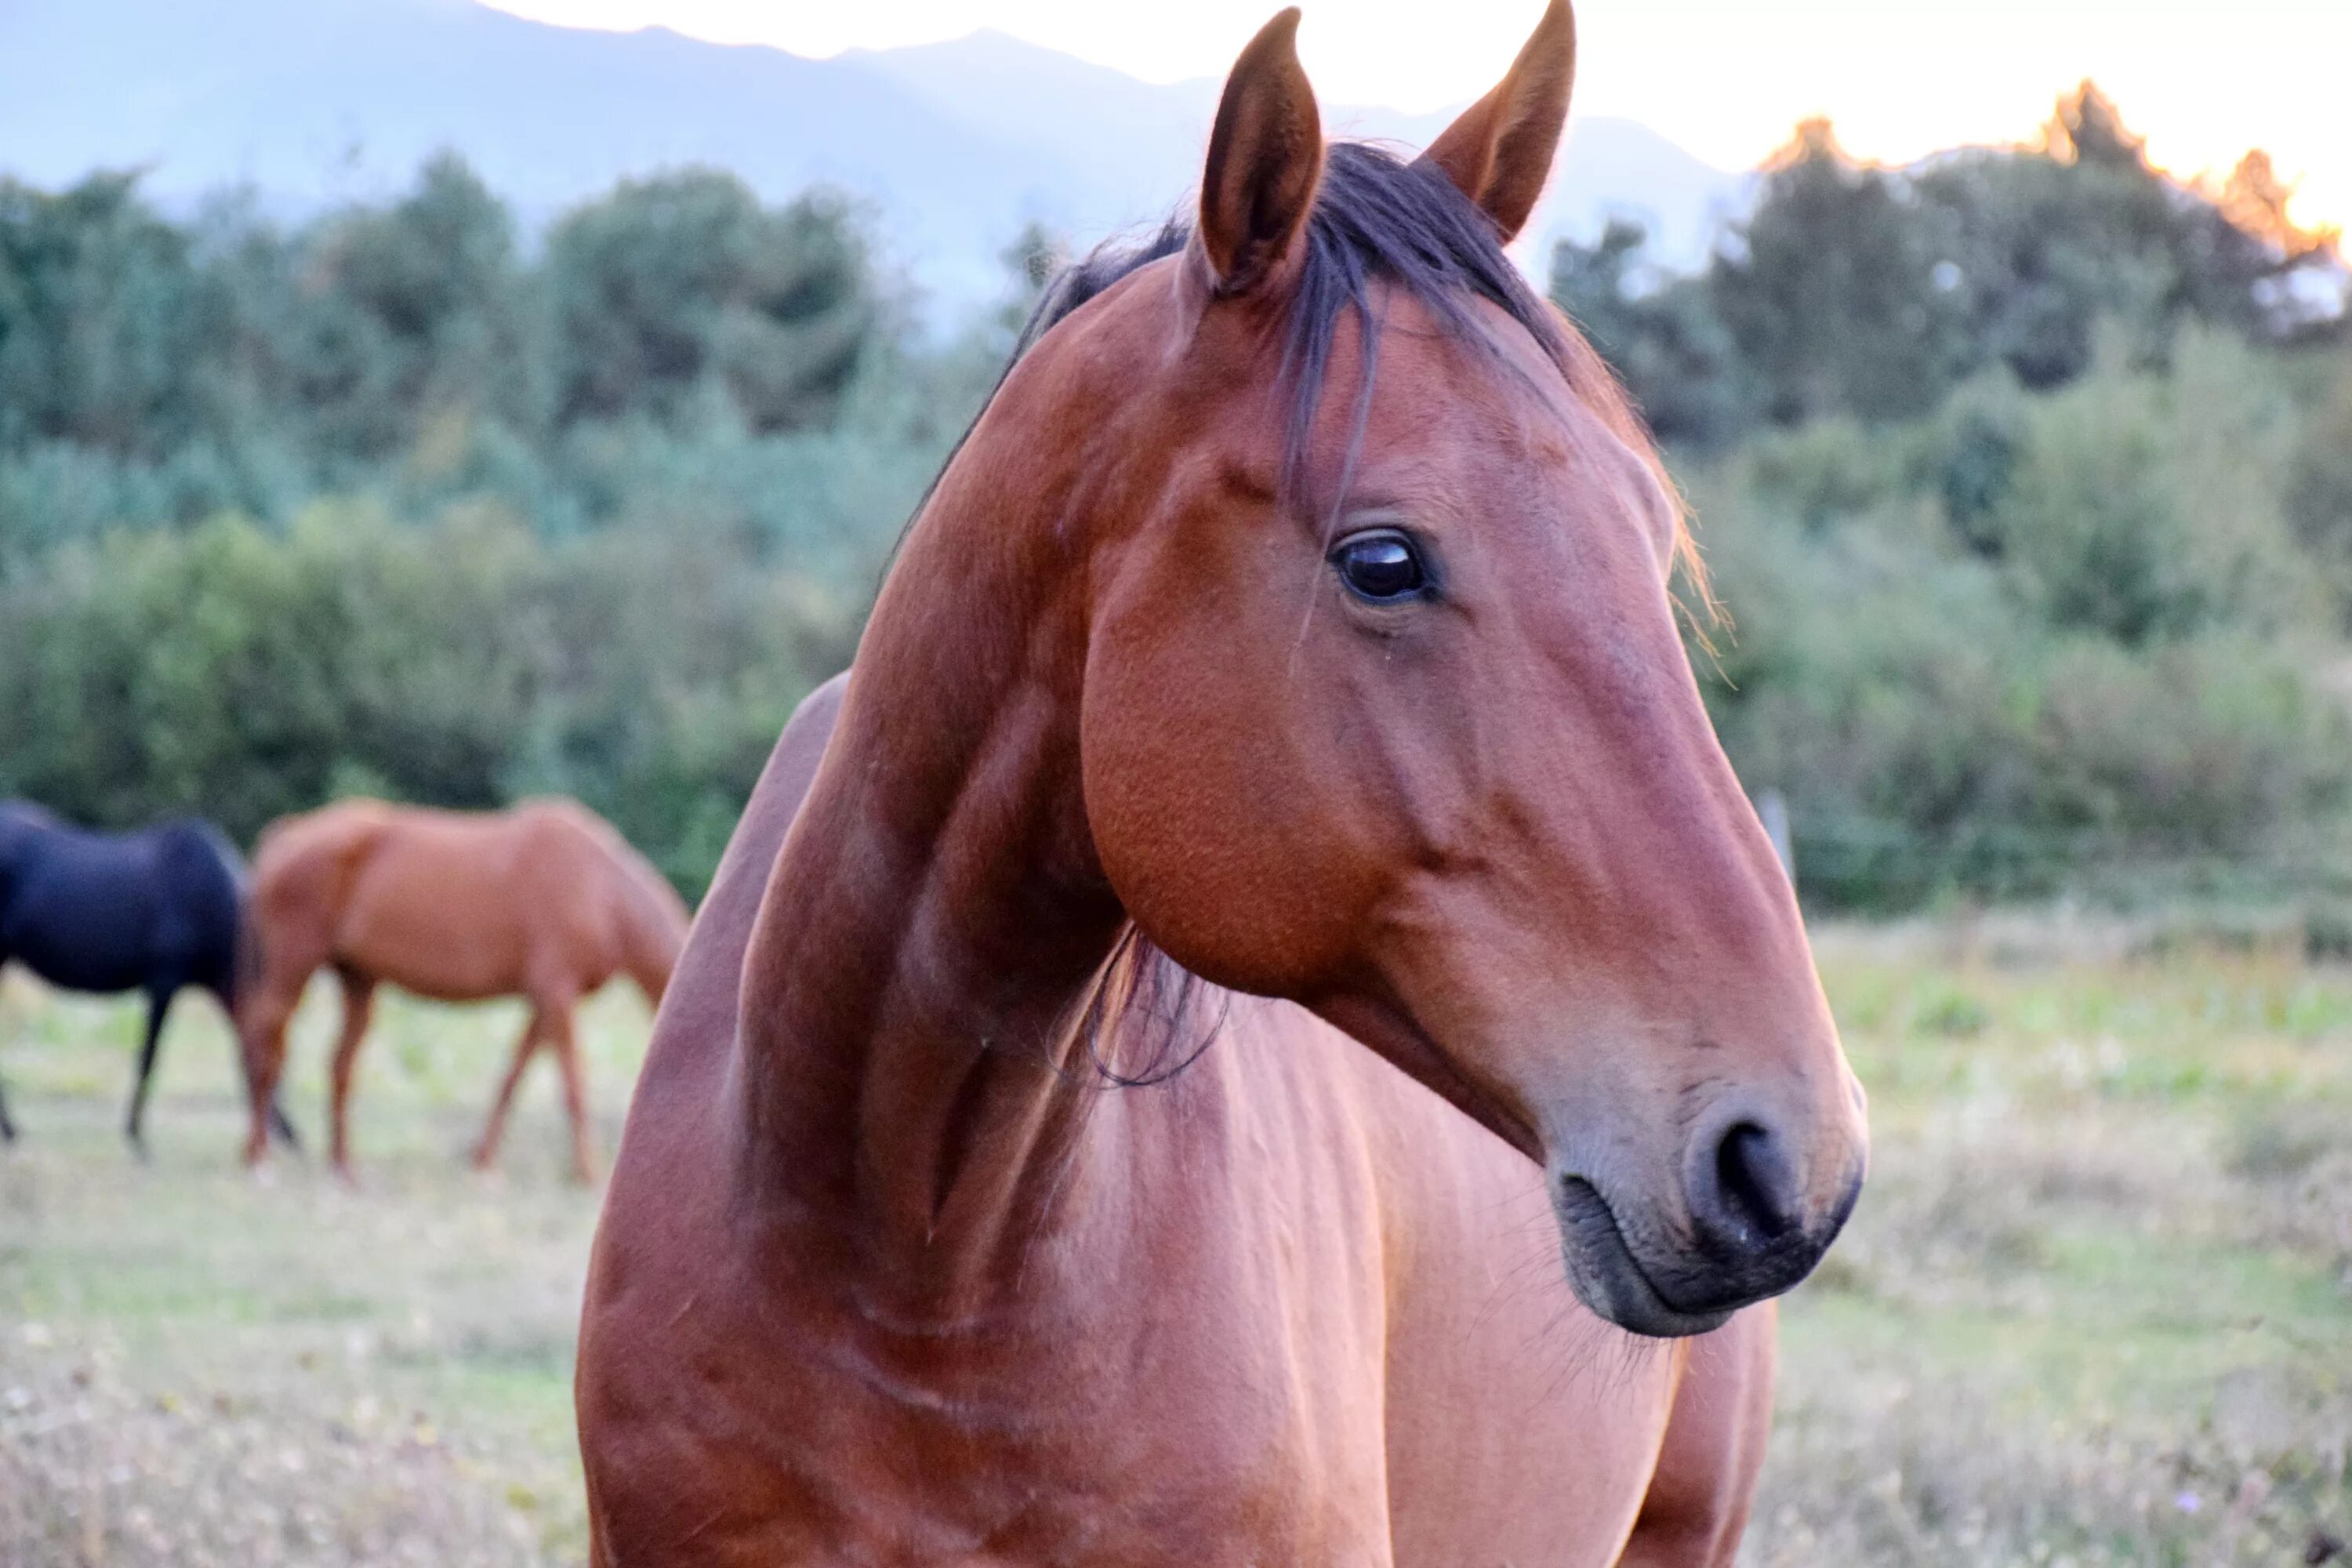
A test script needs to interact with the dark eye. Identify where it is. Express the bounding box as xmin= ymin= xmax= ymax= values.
xmin=1330 ymin=530 xmax=1428 ymax=604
